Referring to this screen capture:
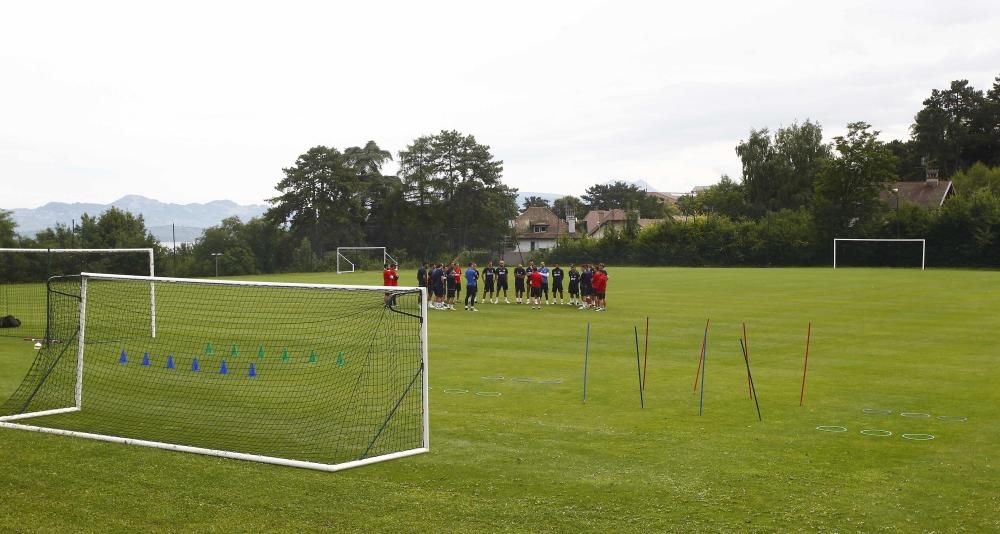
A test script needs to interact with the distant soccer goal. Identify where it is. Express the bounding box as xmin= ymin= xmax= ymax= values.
xmin=833 ymin=239 xmax=926 ymax=270
xmin=336 ymin=247 xmax=398 ymax=274
xmin=0 ymin=248 xmax=155 ymax=339
xmin=0 ymin=273 xmax=428 ymax=472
